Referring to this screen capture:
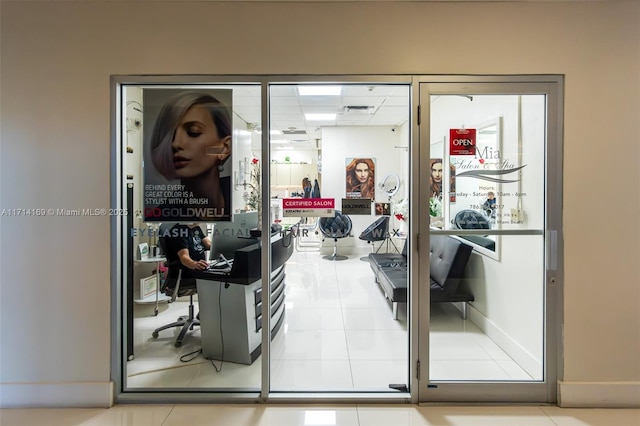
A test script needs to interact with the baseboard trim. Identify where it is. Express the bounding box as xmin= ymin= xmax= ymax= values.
xmin=0 ymin=382 xmax=114 ymax=408
xmin=466 ymin=303 xmax=543 ymax=379
xmin=558 ymin=381 xmax=640 ymax=408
